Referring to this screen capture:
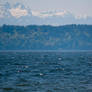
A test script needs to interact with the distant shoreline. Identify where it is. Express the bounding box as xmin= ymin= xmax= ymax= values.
xmin=0 ymin=50 xmax=92 ymax=53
